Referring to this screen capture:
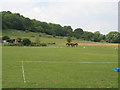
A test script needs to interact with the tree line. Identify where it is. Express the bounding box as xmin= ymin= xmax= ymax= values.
xmin=1 ymin=11 xmax=120 ymax=43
